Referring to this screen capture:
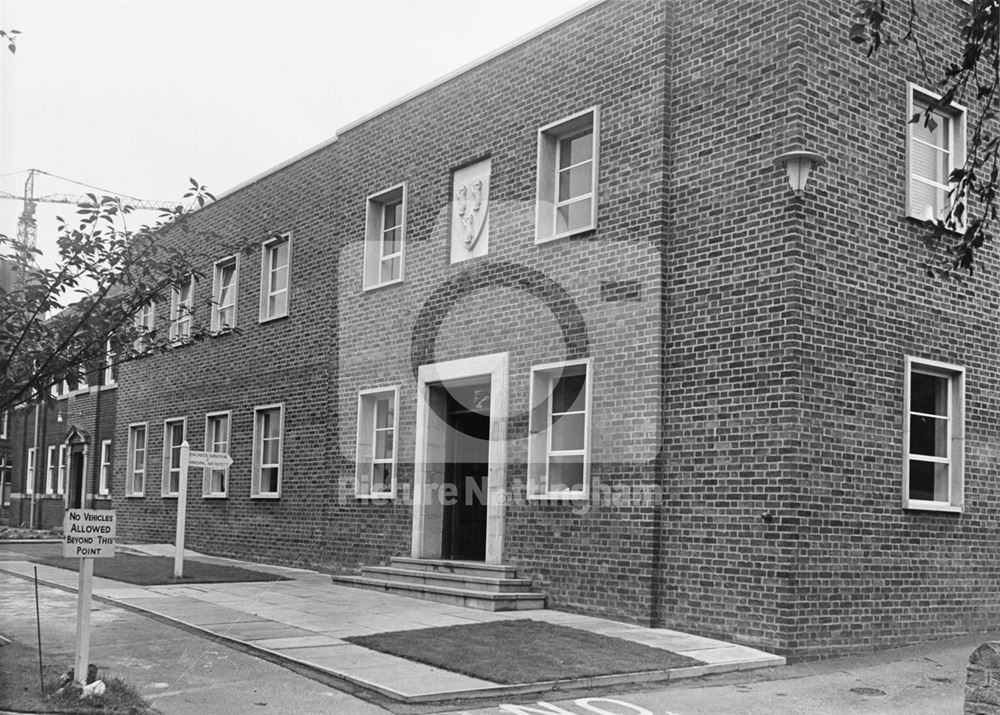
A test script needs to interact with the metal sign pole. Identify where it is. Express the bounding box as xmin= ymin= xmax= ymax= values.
xmin=174 ymin=441 xmax=190 ymax=579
